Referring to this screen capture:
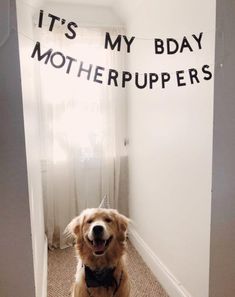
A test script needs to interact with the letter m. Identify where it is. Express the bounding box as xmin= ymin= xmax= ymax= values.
xmin=31 ymin=42 xmax=53 ymax=64
xmin=104 ymin=32 xmax=122 ymax=51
